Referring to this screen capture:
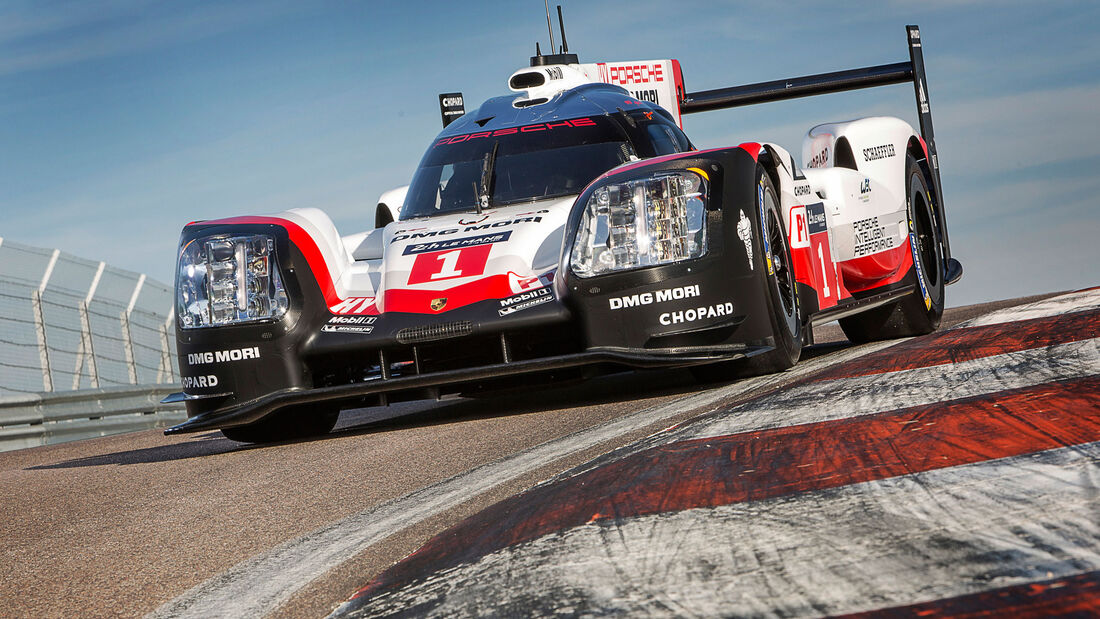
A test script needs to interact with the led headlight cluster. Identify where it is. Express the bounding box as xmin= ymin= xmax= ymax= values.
xmin=570 ymin=170 xmax=707 ymax=277
xmin=177 ymin=234 xmax=289 ymax=328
